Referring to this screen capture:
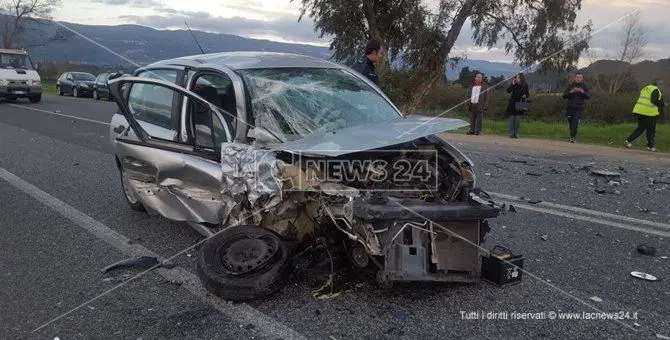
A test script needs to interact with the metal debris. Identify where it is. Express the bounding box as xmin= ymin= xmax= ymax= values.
xmin=639 ymin=208 xmax=650 ymax=213
xmin=589 ymin=296 xmax=603 ymax=303
xmin=608 ymin=180 xmax=621 ymax=187
xmin=590 ymin=170 xmax=621 ymax=178
xmin=636 ymin=244 xmax=657 ymax=256
xmin=656 ymin=334 xmax=670 ymax=340
xmin=101 ymin=256 xmax=175 ymax=273
xmin=526 ymin=172 xmax=542 ymax=177
xmin=540 ymin=235 xmax=548 ymax=241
